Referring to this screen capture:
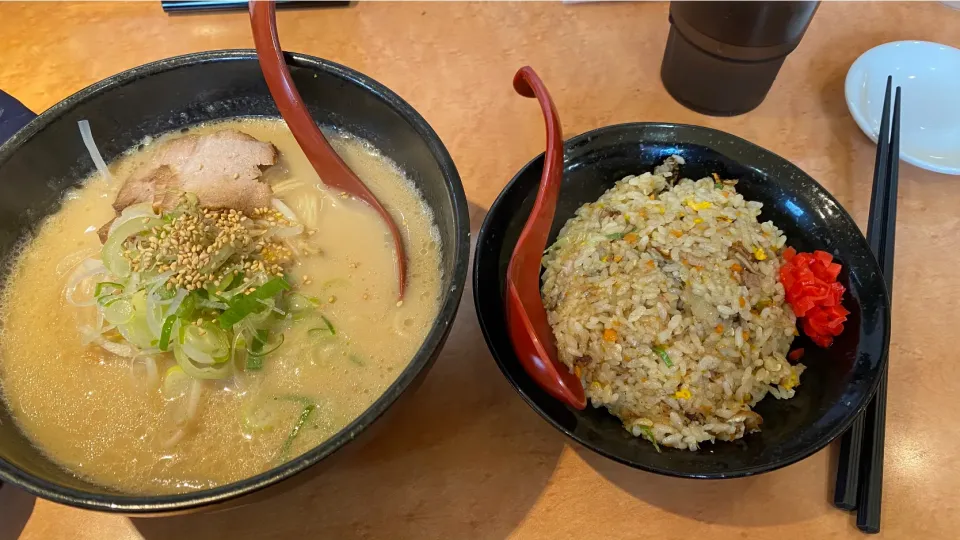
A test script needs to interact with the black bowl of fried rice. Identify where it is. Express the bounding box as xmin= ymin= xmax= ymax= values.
xmin=473 ymin=122 xmax=889 ymax=478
